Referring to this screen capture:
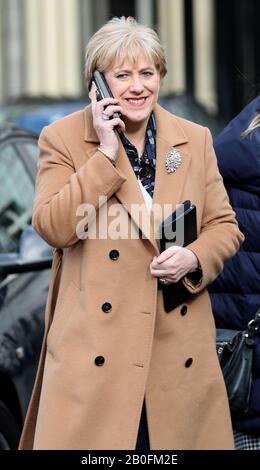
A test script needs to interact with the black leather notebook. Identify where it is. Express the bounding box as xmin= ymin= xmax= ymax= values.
xmin=159 ymin=200 xmax=197 ymax=312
